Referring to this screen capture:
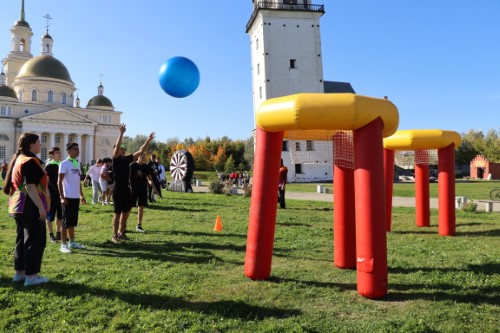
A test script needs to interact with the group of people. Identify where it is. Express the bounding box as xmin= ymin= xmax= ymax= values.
xmin=3 ymin=123 xmax=156 ymax=286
